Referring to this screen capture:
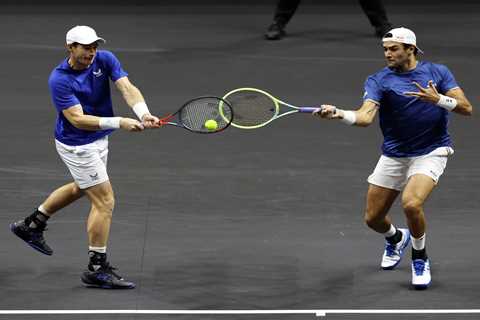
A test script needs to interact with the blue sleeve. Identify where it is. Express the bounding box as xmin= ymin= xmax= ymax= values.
xmin=49 ymin=75 xmax=80 ymax=111
xmin=363 ymin=76 xmax=383 ymax=103
xmin=101 ymin=50 xmax=129 ymax=81
xmin=436 ymin=64 xmax=459 ymax=94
